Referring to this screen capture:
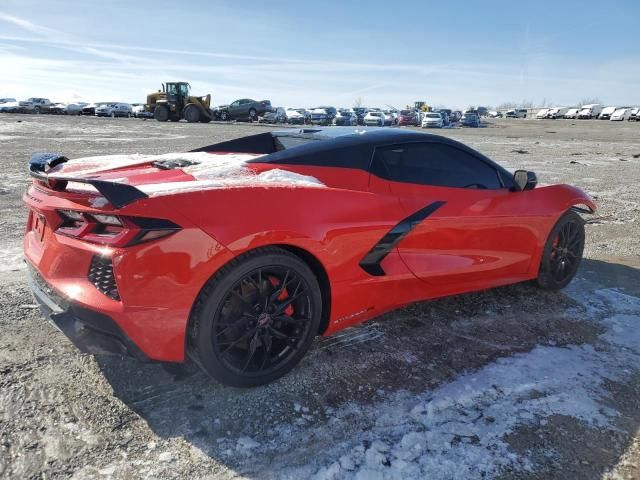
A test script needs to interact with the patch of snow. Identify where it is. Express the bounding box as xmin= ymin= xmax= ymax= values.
xmin=89 ymin=196 xmax=109 ymax=208
xmin=49 ymin=151 xmax=325 ymax=197
xmin=0 ymin=245 xmax=25 ymax=272
xmin=236 ymin=286 xmax=640 ymax=480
